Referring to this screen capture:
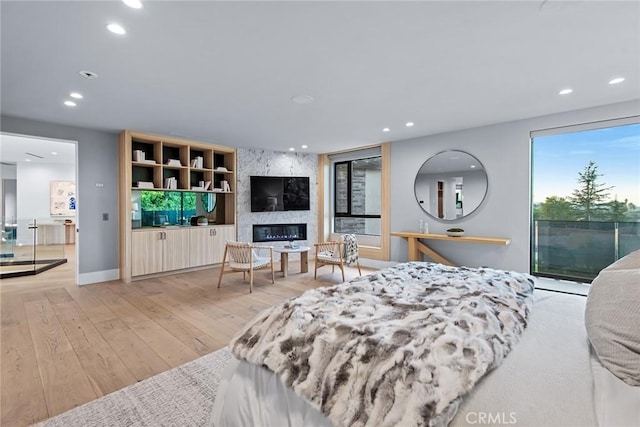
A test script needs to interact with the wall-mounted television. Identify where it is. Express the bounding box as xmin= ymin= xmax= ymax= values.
xmin=250 ymin=176 xmax=310 ymax=212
